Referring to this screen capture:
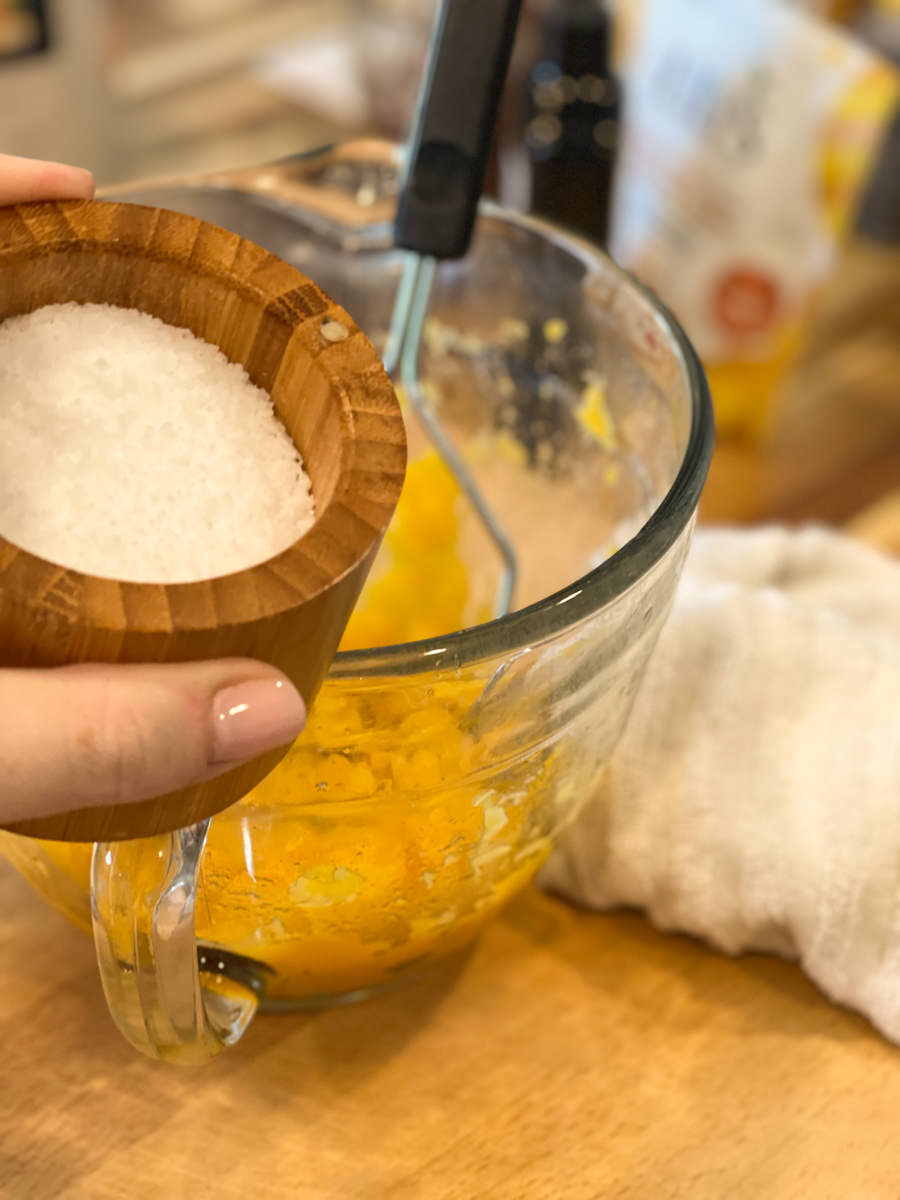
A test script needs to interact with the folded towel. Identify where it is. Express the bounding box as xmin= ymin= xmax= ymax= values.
xmin=541 ymin=526 xmax=900 ymax=1043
